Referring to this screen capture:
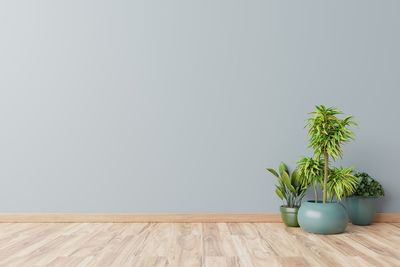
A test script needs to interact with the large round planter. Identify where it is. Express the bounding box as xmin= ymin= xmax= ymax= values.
xmin=298 ymin=201 xmax=348 ymax=235
xmin=346 ymin=196 xmax=377 ymax=226
xmin=280 ymin=206 xmax=299 ymax=227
